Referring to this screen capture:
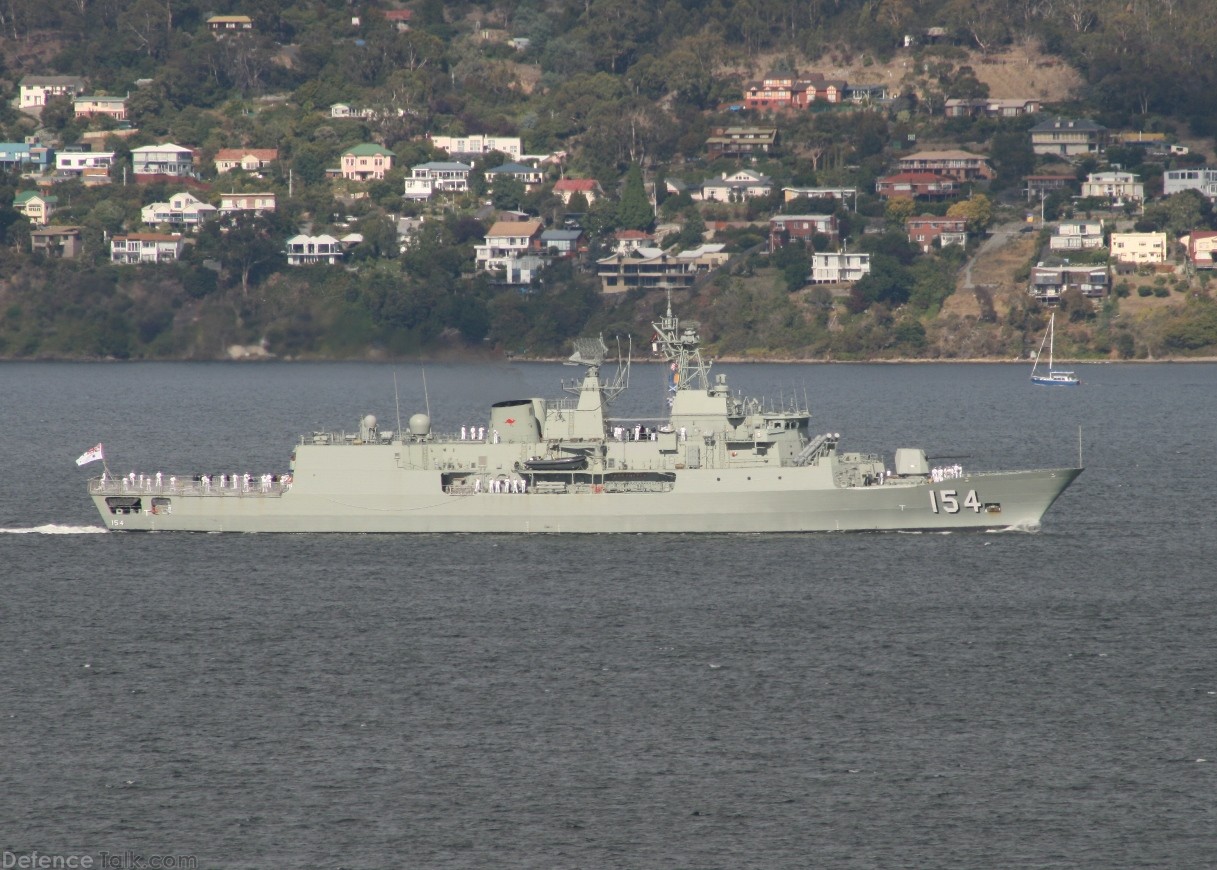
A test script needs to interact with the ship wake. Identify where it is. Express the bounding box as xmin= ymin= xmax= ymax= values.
xmin=0 ymin=524 xmax=109 ymax=535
